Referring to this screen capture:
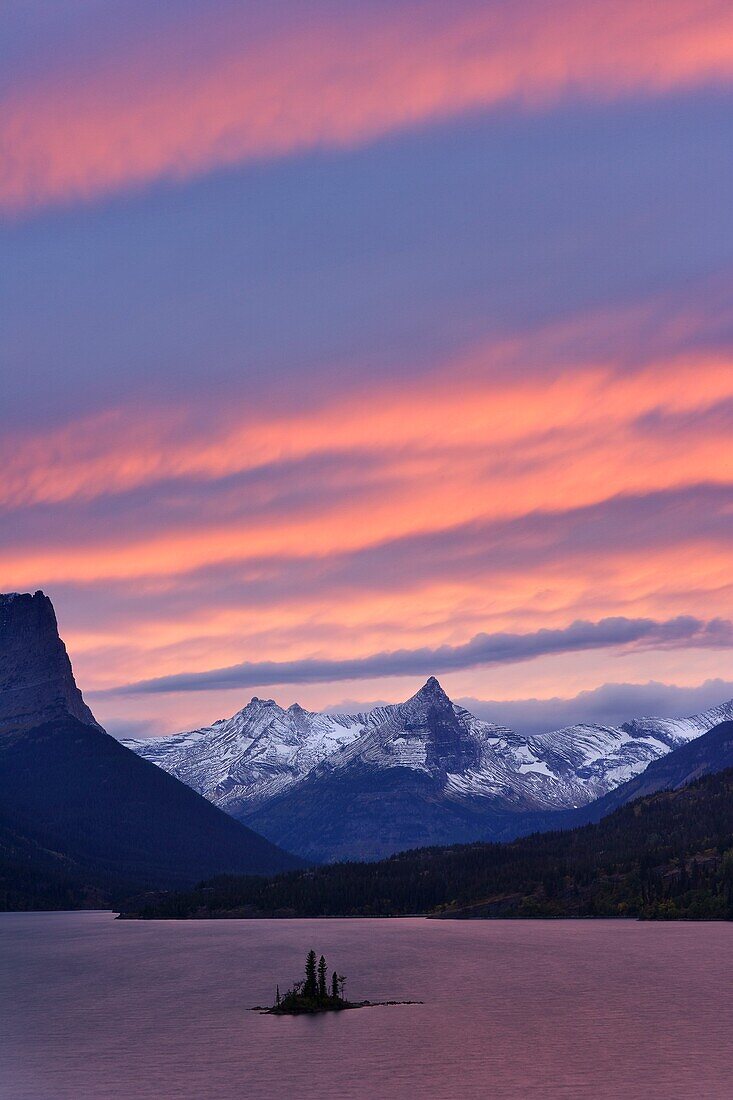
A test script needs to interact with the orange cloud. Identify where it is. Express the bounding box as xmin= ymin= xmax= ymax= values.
xmin=53 ymin=494 xmax=733 ymax=708
xmin=72 ymin=541 xmax=733 ymax=674
xmin=3 ymin=0 xmax=733 ymax=213
xmin=1 ymin=346 xmax=732 ymax=591
xmin=3 ymin=301 xmax=732 ymax=718
xmin=3 ymin=291 xmax=733 ymax=513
